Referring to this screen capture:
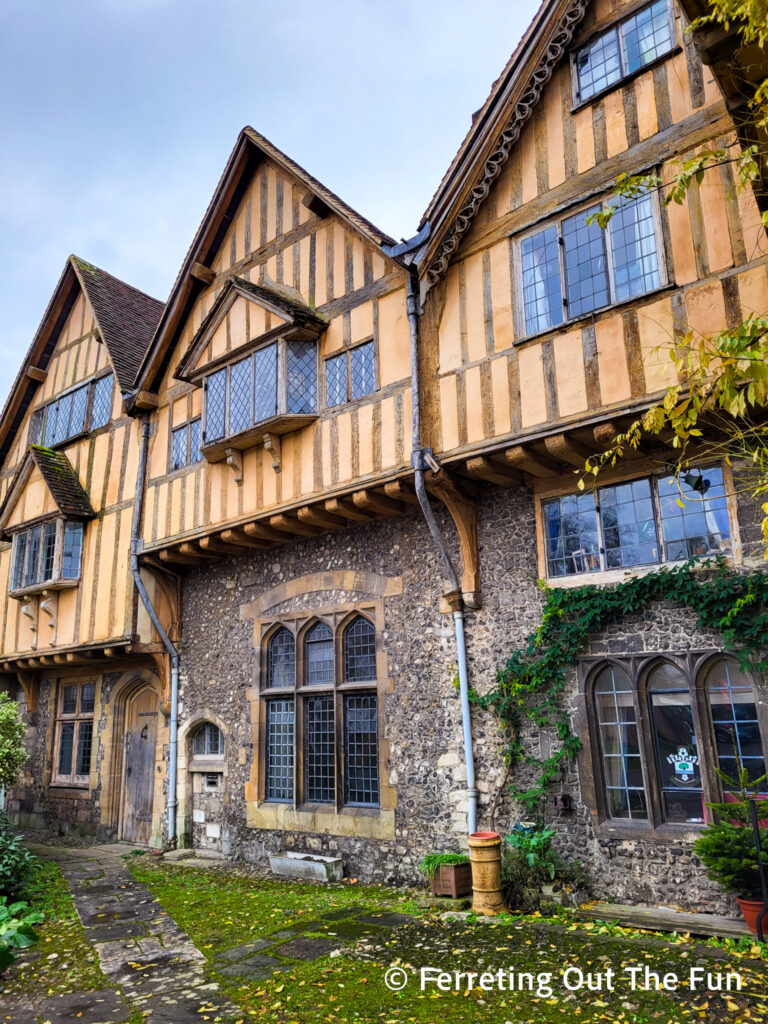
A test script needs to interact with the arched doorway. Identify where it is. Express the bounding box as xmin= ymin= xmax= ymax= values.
xmin=120 ymin=684 xmax=160 ymax=844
